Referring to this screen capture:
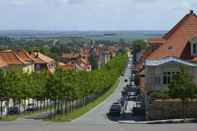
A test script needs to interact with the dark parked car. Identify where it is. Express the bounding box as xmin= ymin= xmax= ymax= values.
xmin=127 ymin=88 xmax=140 ymax=95
xmin=127 ymin=95 xmax=137 ymax=101
xmin=132 ymin=102 xmax=145 ymax=116
xmin=25 ymin=103 xmax=38 ymax=112
xmin=8 ymin=107 xmax=20 ymax=115
xmin=109 ymin=103 xmax=122 ymax=116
